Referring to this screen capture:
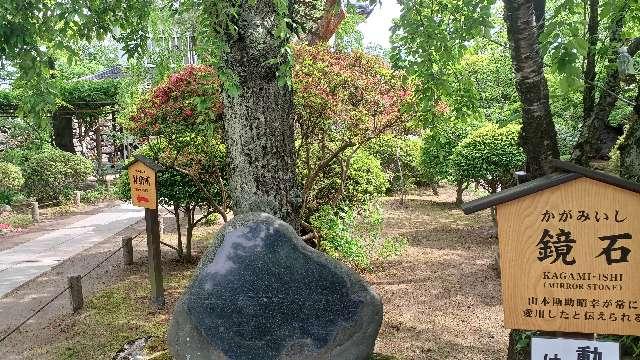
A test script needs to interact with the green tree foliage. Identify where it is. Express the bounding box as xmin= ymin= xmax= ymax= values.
xmin=59 ymin=80 xmax=121 ymax=106
xmin=301 ymin=148 xmax=388 ymax=215
xmin=21 ymin=147 xmax=93 ymax=202
xmin=293 ymin=44 xmax=413 ymax=218
xmin=0 ymin=79 xmax=120 ymax=110
xmin=391 ymin=0 xmax=496 ymax=119
xmin=540 ymin=0 xmax=640 ymax=94
xmin=420 ymin=119 xmax=474 ymax=187
xmin=333 ymin=6 xmax=366 ymax=53
xmin=53 ymin=42 xmax=121 ymax=81
xmin=124 ymin=64 xmax=226 ymax=261
xmin=0 ymin=1 xmax=151 ymax=127
xmin=457 ymin=48 xmax=519 ymax=125
xmin=366 ymin=134 xmax=425 ymax=193
xmin=450 ymin=123 xmax=525 ymax=194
